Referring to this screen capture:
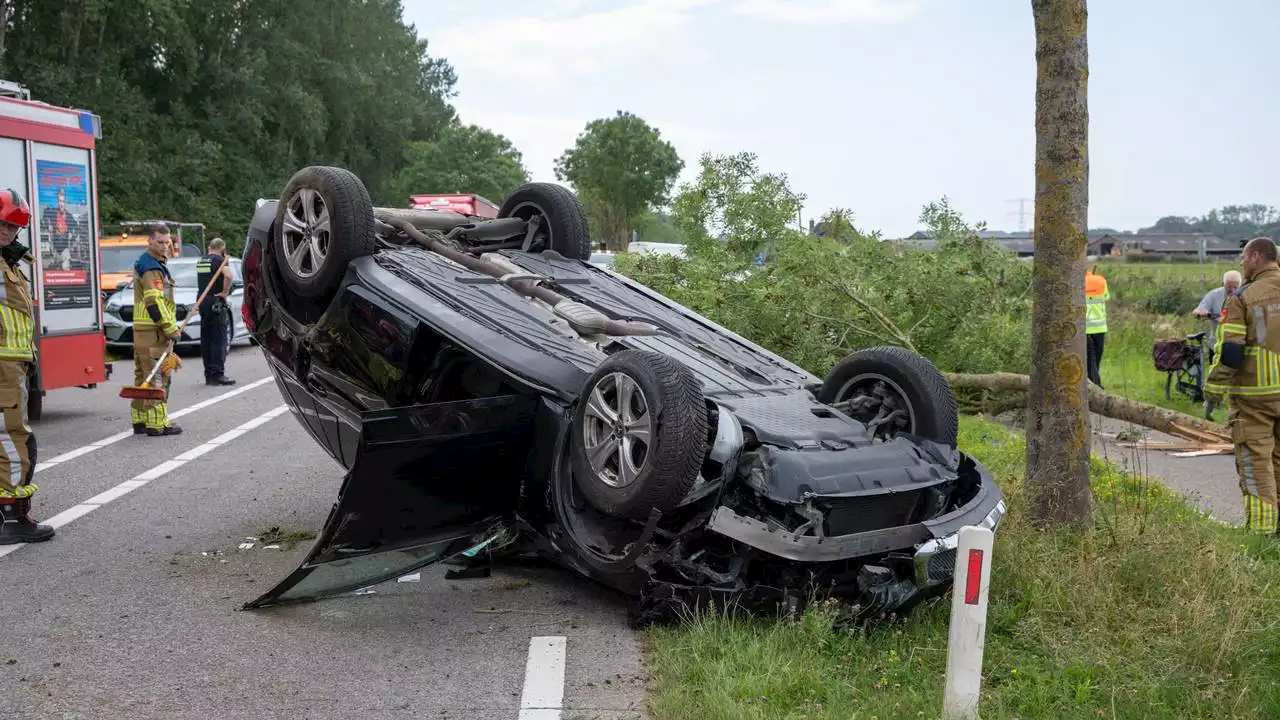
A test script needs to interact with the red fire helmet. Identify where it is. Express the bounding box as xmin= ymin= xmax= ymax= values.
xmin=0 ymin=189 xmax=30 ymax=227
